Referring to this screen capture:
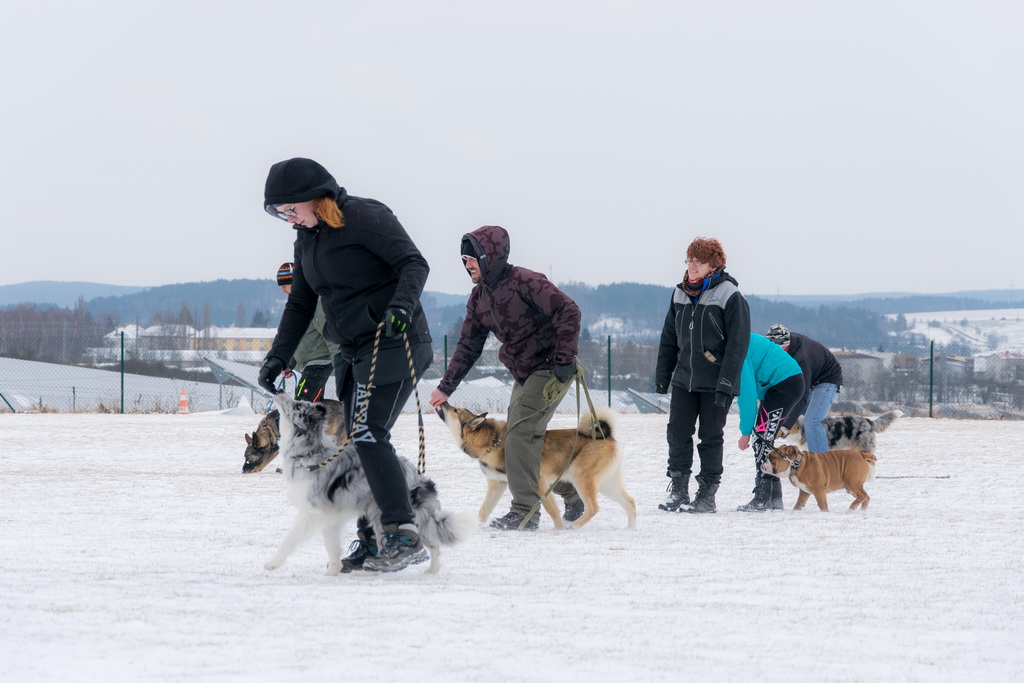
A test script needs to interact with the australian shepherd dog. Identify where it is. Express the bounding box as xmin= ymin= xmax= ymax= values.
xmin=264 ymin=394 xmax=474 ymax=575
